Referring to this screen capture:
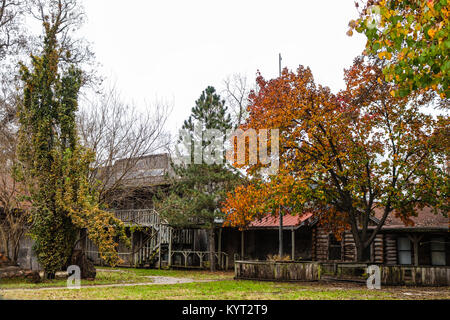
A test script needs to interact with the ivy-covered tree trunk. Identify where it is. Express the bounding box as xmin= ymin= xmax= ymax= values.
xmin=17 ymin=20 xmax=127 ymax=279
